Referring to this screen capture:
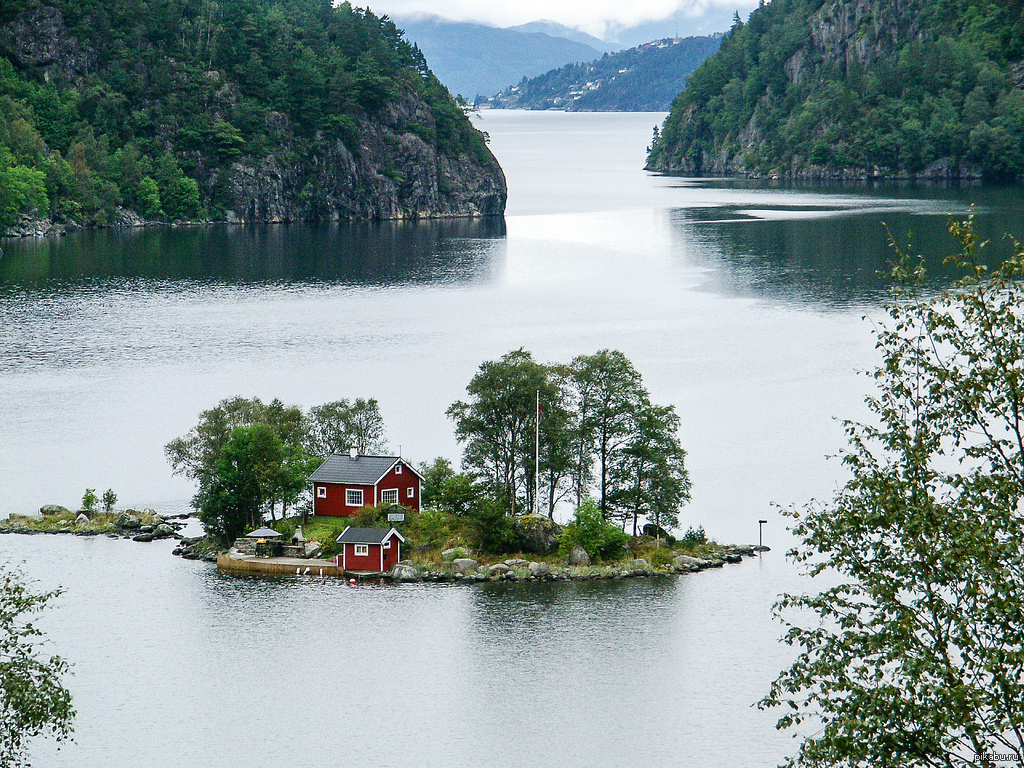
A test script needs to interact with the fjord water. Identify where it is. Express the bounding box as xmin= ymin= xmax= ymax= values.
xmin=3 ymin=111 xmax=1024 ymax=766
